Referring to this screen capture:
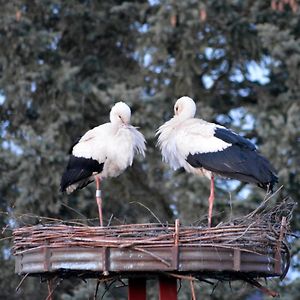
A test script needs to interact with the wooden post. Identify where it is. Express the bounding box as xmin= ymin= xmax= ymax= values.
xmin=128 ymin=278 xmax=146 ymax=300
xmin=274 ymin=217 xmax=287 ymax=274
xmin=233 ymin=249 xmax=241 ymax=271
xmin=159 ymin=277 xmax=177 ymax=300
xmin=102 ymin=247 xmax=109 ymax=276
xmin=172 ymin=219 xmax=180 ymax=270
